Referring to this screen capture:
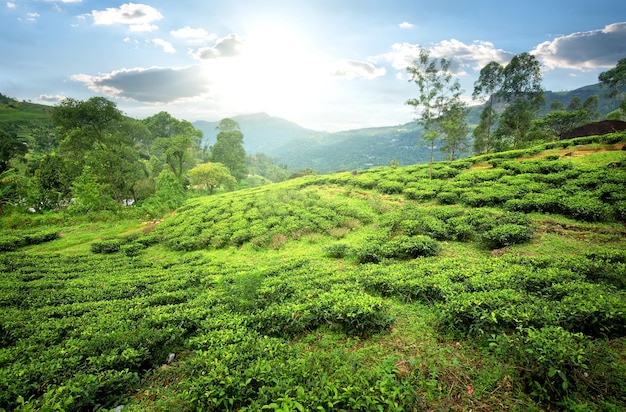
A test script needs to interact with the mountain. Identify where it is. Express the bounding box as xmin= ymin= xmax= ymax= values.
xmin=543 ymin=82 xmax=624 ymax=114
xmin=193 ymin=113 xmax=321 ymax=155
xmin=193 ymin=115 xmax=441 ymax=173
